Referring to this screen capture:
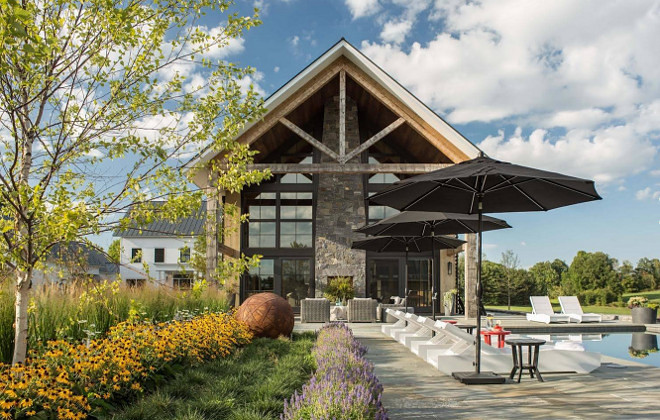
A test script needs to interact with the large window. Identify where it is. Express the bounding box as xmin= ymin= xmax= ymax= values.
xmin=246 ymin=192 xmax=313 ymax=249
xmin=280 ymin=192 xmax=312 ymax=248
xmin=282 ymin=259 xmax=311 ymax=307
xmin=246 ymin=259 xmax=275 ymax=296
